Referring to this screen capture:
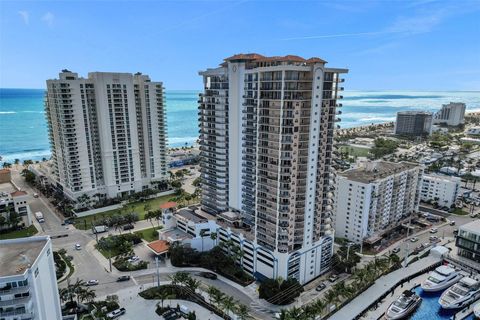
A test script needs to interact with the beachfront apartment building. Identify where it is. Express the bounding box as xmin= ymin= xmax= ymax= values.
xmin=45 ymin=70 xmax=168 ymax=201
xmin=434 ymin=102 xmax=466 ymax=127
xmin=0 ymin=236 xmax=62 ymax=320
xmin=197 ymin=53 xmax=347 ymax=284
xmin=334 ymin=161 xmax=422 ymax=245
xmin=395 ymin=111 xmax=433 ymax=136
xmin=420 ymin=174 xmax=460 ymax=208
